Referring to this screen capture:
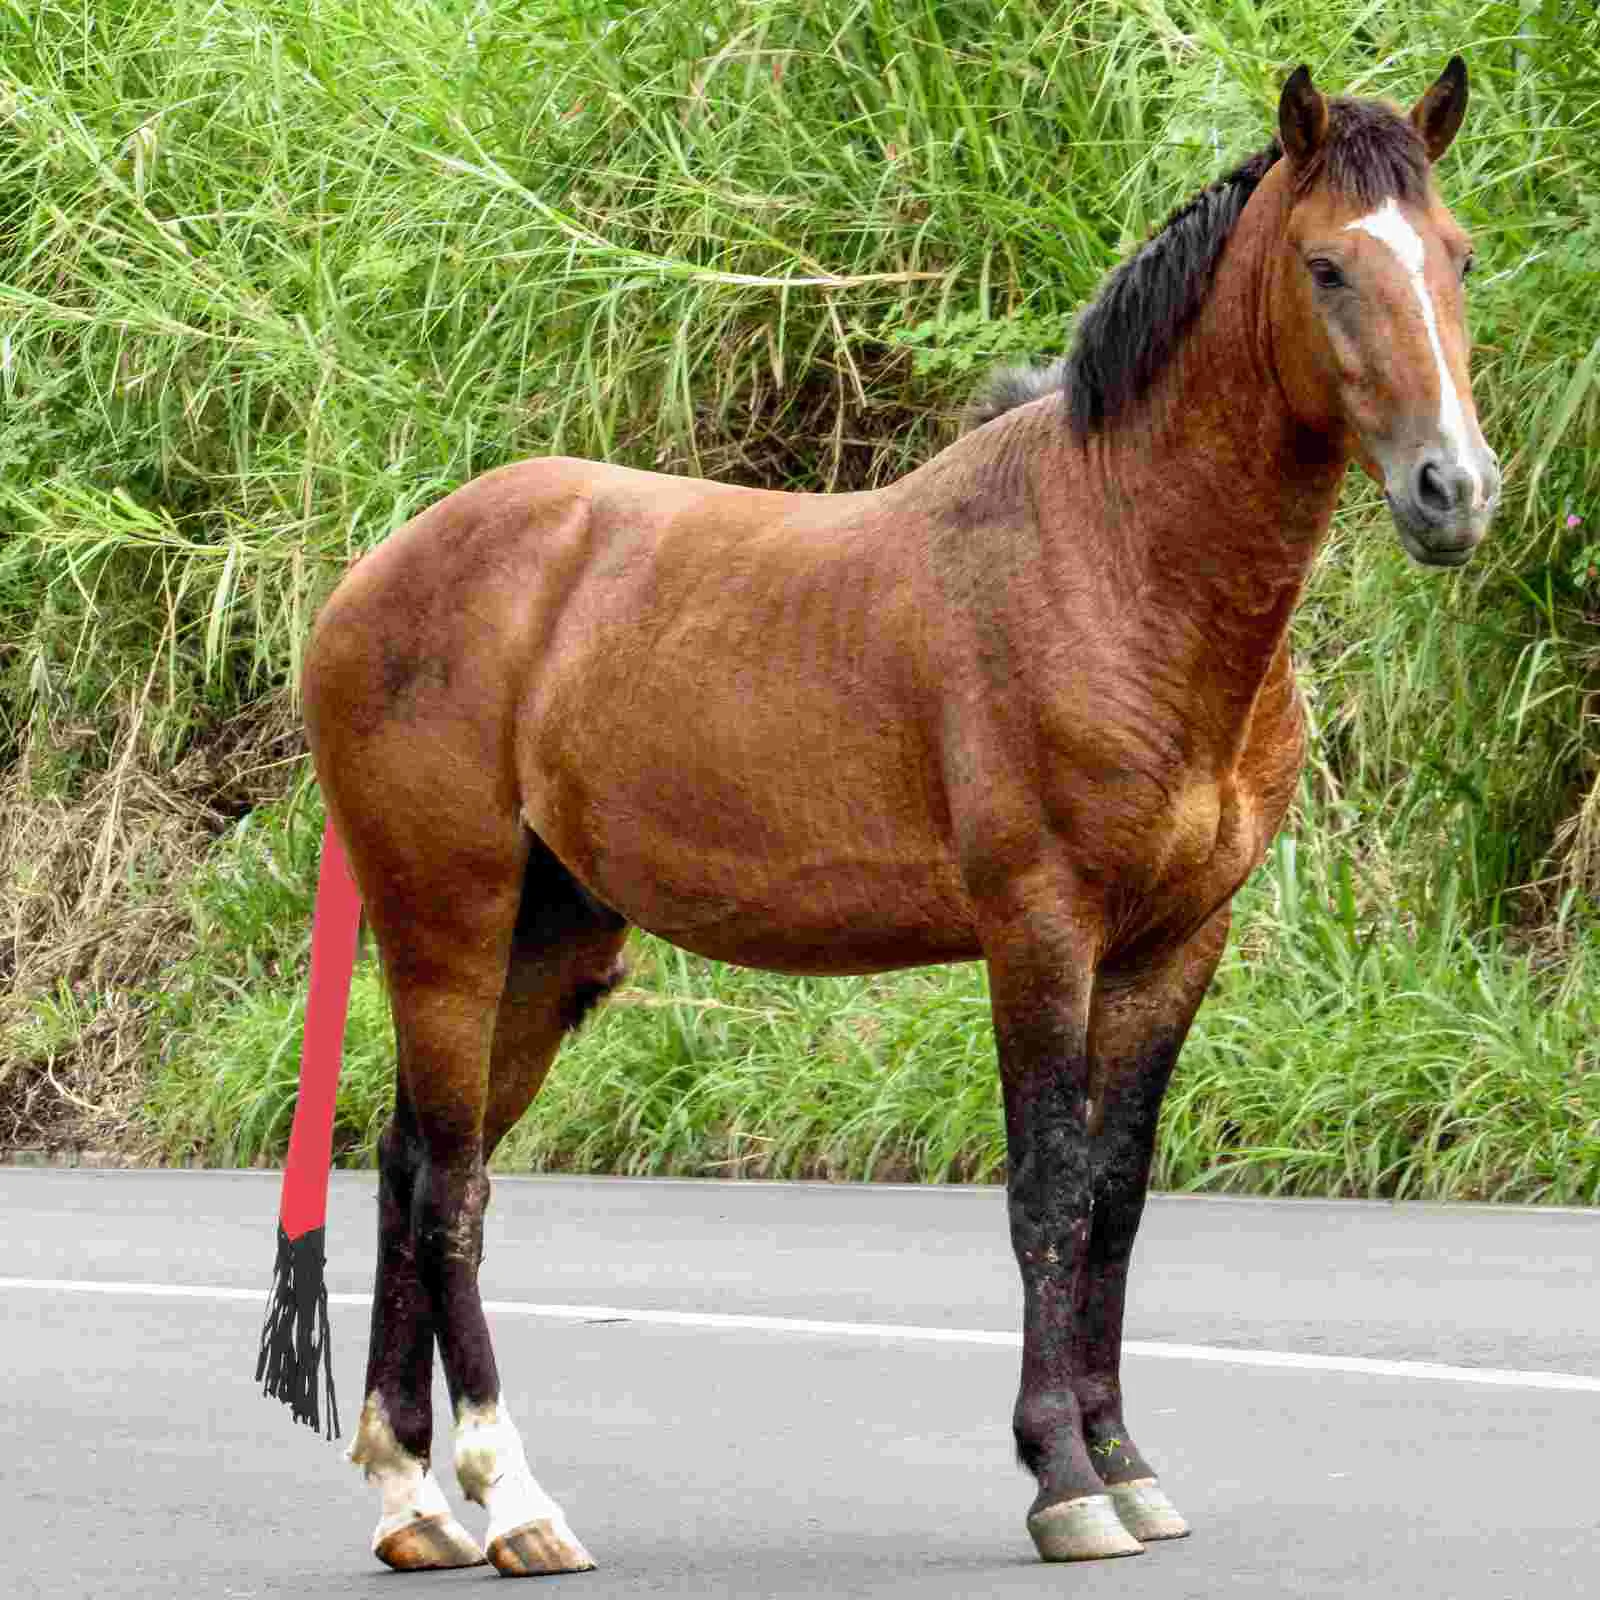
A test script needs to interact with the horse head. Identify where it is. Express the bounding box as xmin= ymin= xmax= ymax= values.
xmin=1270 ymin=58 xmax=1500 ymax=566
